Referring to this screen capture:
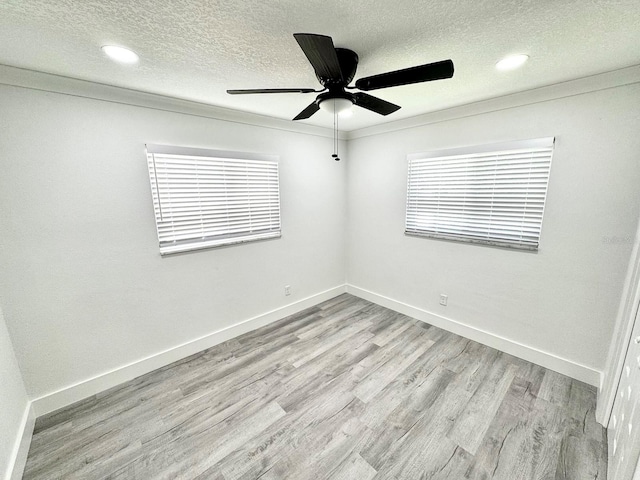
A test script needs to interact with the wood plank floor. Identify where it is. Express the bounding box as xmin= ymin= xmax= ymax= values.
xmin=23 ymin=294 xmax=607 ymax=479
